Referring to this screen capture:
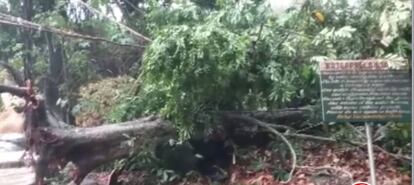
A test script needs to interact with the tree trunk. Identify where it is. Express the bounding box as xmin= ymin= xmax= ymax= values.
xmin=34 ymin=116 xmax=175 ymax=185
xmin=44 ymin=33 xmax=65 ymax=122
xmin=220 ymin=106 xmax=319 ymax=129
xmin=0 ymin=84 xmax=317 ymax=185
xmin=21 ymin=0 xmax=34 ymax=80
